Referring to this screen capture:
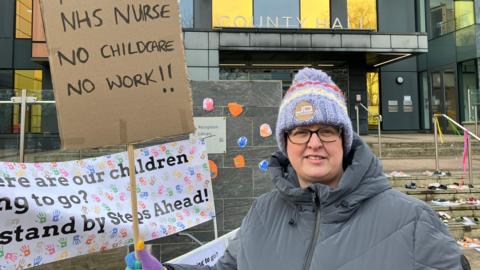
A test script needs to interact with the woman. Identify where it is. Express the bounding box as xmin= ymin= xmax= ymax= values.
xmin=126 ymin=68 xmax=466 ymax=270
